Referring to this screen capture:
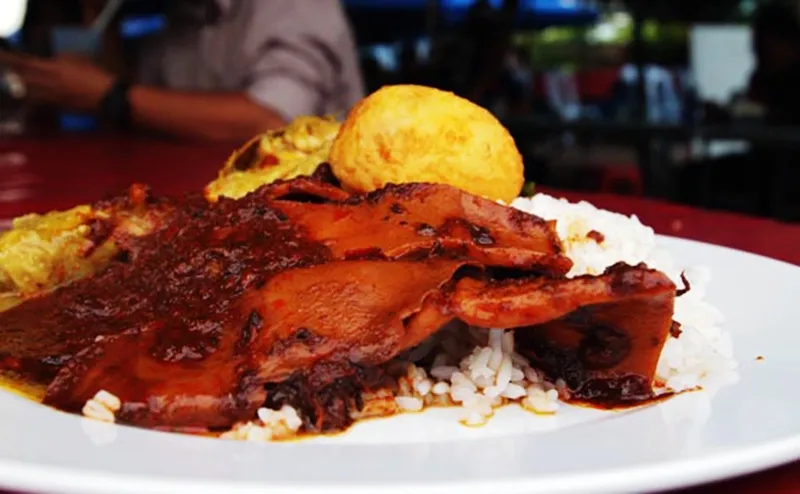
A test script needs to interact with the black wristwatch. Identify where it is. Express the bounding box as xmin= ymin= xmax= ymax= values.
xmin=99 ymin=80 xmax=132 ymax=130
